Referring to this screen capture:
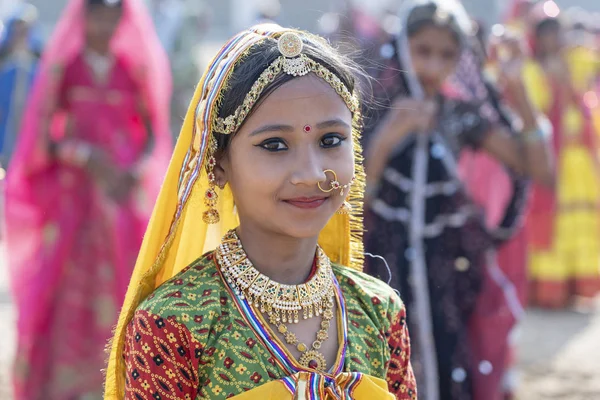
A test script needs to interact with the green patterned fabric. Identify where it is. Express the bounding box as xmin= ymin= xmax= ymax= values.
xmin=122 ymin=251 xmax=416 ymax=400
